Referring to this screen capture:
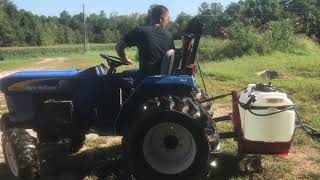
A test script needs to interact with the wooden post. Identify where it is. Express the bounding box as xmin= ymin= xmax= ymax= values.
xmin=83 ymin=3 xmax=87 ymax=53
